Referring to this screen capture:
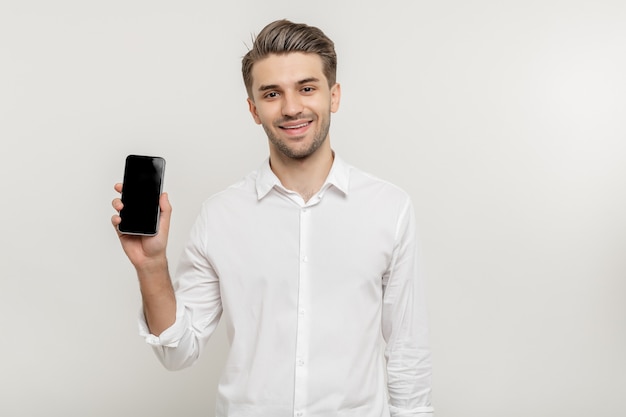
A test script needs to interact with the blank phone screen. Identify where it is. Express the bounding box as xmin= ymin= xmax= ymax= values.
xmin=118 ymin=155 xmax=165 ymax=235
